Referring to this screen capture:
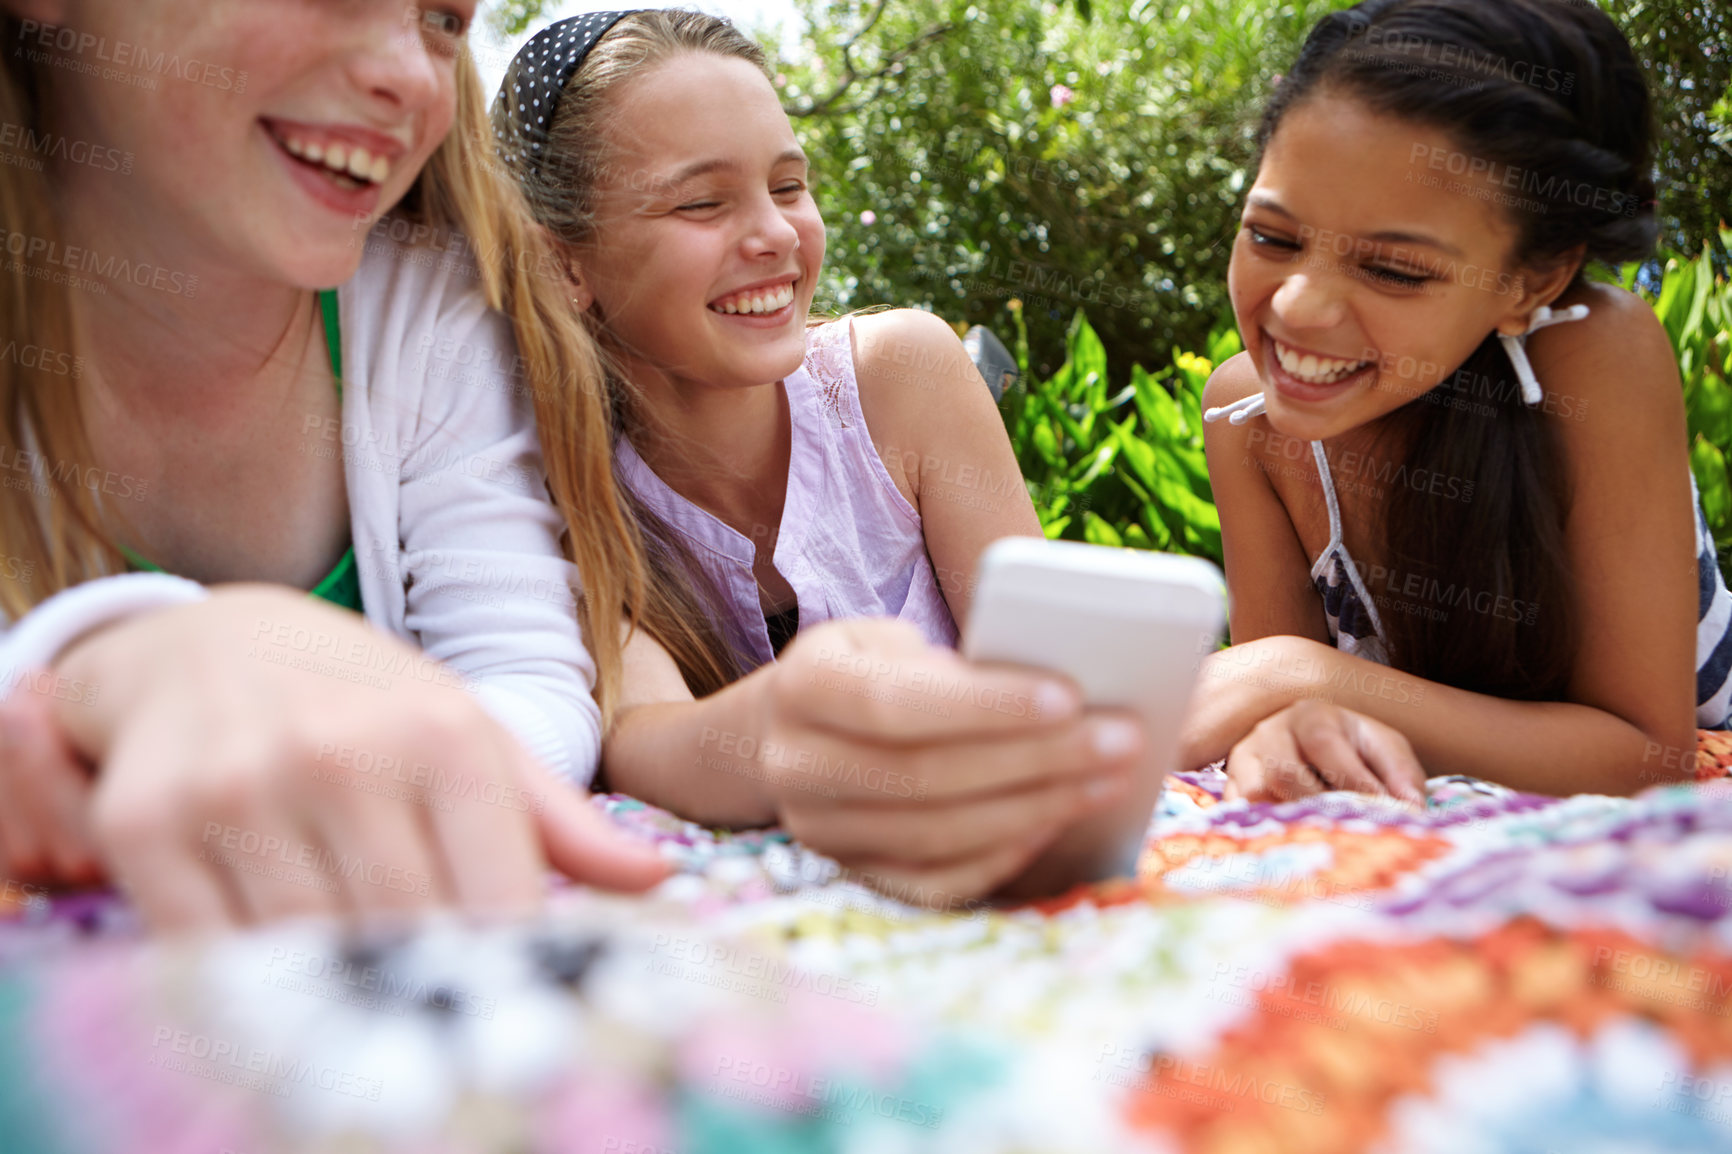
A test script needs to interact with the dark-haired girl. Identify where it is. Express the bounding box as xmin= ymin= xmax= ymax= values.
xmin=1180 ymin=0 xmax=1731 ymax=801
